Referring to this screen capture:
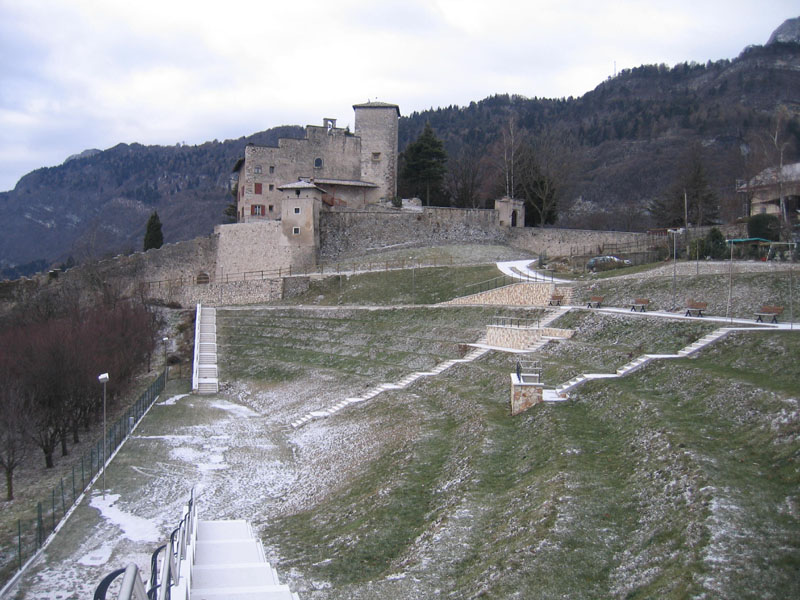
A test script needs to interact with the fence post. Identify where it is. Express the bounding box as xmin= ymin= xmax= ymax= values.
xmin=18 ymin=520 xmax=22 ymax=569
xmin=60 ymin=479 xmax=66 ymax=515
xmin=51 ymin=489 xmax=56 ymax=530
xmin=37 ymin=502 xmax=43 ymax=547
